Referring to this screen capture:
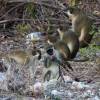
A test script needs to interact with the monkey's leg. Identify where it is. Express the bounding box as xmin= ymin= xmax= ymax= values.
xmin=57 ymin=65 xmax=65 ymax=83
xmin=54 ymin=58 xmax=72 ymax=82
